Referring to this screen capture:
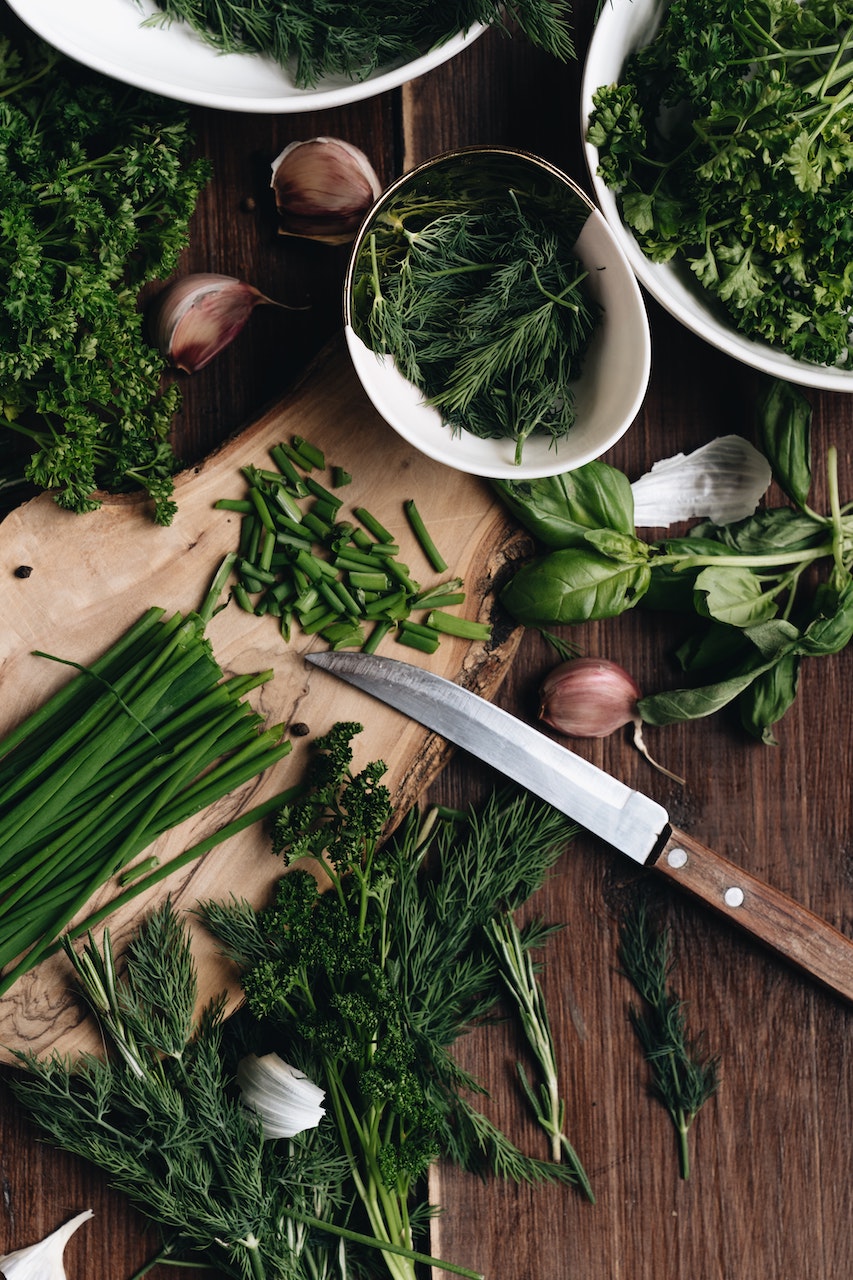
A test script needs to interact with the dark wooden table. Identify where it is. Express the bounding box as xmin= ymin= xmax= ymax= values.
xmin=2 ymin=7 xmax=853 ymax=1279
